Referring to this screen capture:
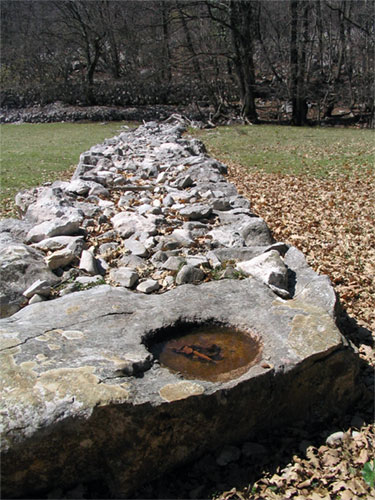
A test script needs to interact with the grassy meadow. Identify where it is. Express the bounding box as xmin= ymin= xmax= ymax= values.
xmin=0 ymin=121 xmax=137 ymax=214
xmin=191 ymin=124 xmax=374 ymax=179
